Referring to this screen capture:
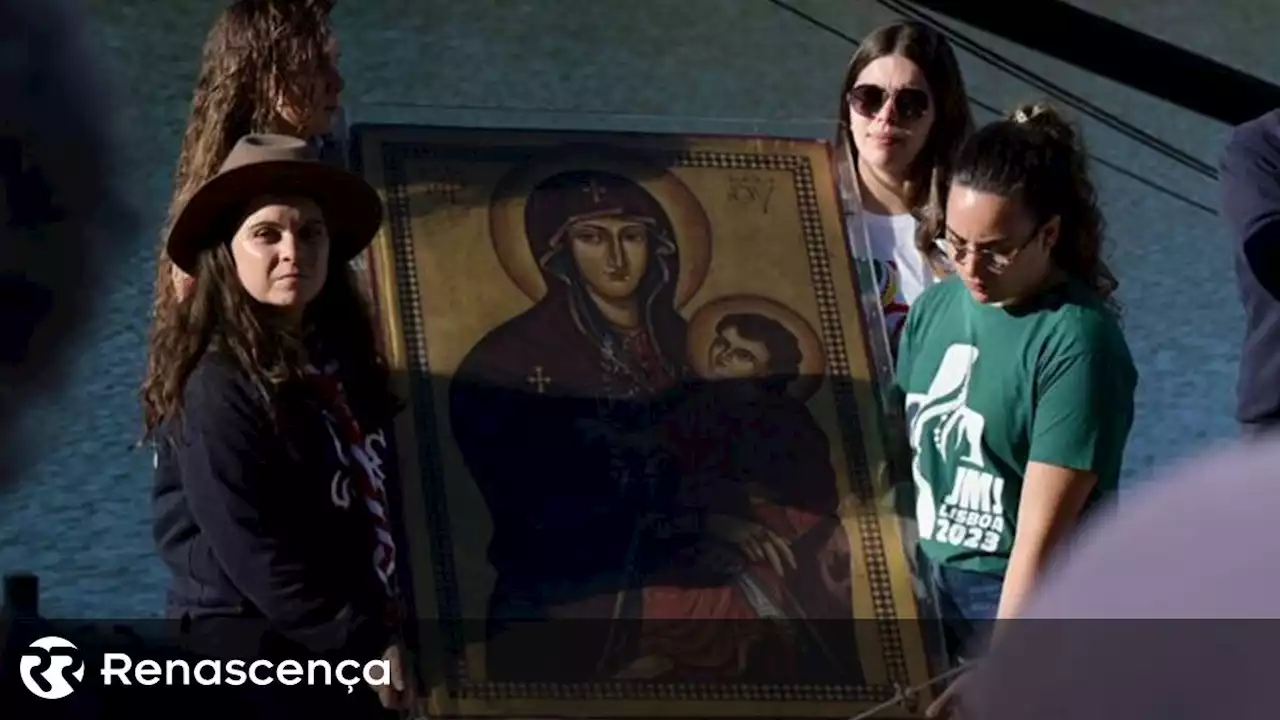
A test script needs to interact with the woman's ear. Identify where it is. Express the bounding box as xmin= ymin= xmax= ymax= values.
xmin=927 ymin=249 xmax=956 ymax=279
xmin=1040 ymin=215 xmax=1062 ymax=251
xmin=171 ymin=264 xmax=195 ymax=301
xmin=273 ymin=92 xmax=303 ymax=134
xmin=270 ymin=76 xmax=308 ymax=136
